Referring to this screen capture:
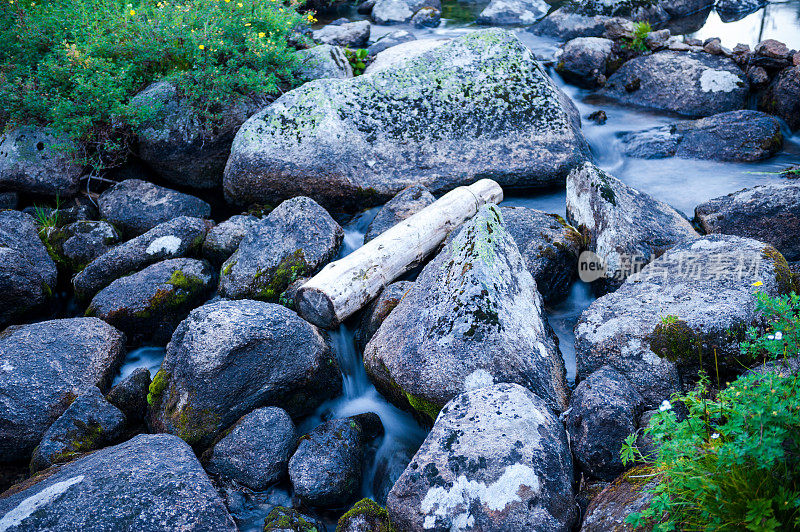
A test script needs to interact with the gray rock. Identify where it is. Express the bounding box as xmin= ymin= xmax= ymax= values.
xmin=130 ymin=81 xmax=259 ymax=189
xmin=358 ymin=0 xmax=377 ymax=13
xmin=747 ymin=65 xmax=770 ymax=88
xmin=759 ymin=66 xmax=800 ymax=131
xmin=73 ymin=216 xmax=213 ymax=300
xmin=202 ymin=214 xmax=259 ymax=264
xmin=363 ymin=38 xmax=448 ymax=75
xmin=372 ymin=0 xmax=441 ymax=24
xmin=567 ymin=0 xmax=712 ymax=21
xmin=312 ymin=20 xmax=370 ymax=47
xmin=30 ymin=387 xmax=126 ymax=473
xmin=575 ymin=234 xmax=792 ymax=407
xmin=477 ymin=0 xmax=547 ymax=25
xmin=147 ymin=300 xmax=341 ymax=448
xmin=98 ymin=179 xmax=211 ymax=236
xmin=563 ymin=366 xmax=645 ymax=480
xmin=388 ymin=383 xmax=577 ymax=531
xmin=716 ymin=0 xmax=766 ymax=22
xmin=746 ymin=357 xmax=800 ymax=377
xmin=106 ymin=367 xmax=151 ymax=423
xmin=644 ymin=28 xmax=670 ymax=50
xmin=0 ymin=434 xmax=237 ymax=531
xmin=337 ymin=499 xmax=393 ymax=531
xmin=566 ymin=162 xmax=699 ymax=292
xmin=372 ymin=439 xmax=416 ymax=505
xmin=411 ymin=6 xmax=441 ymax=27
xmin=45 ymin=220 xmax=120 ymax=273
xmin=263 ymin=507 xmax=323 ymax=531
xmin=0 ymin=126 xmax=82 ymax=197
xmin=501 ymin=207 xmax=582 ymax=304
xmin=206 ymin=407 xmax=296 ymax=490
xmin=296 ymin=44 xmax=353 ymax=81
xmin=694 ymin=183 xmax=800 ymax=261
xmin=619 ymin=110 xmax=783 ymax=162
xmin=364 ymin=185 xmax=435 ymax=243
xmin=0 ymin=318 xmax=125 ymax=462
xmin=530 ymin=7 xmax=620 ymax=40
xmin=0 ymin=192 xmax=17 ymax=209
xmin=355 ymin=281 xmax=414 ymax=352
xmin=367 ymin=30 xmax=416 ymax=56
xmin=580 ymin=472 xmax=658 ymax=531
xmin=364 ymin=205 xmax=569 ymax=423
xmin=556 ymin=37 xmax=615 ymax=88
xmin=601 ymin=51 xmax=748 ymax=118
xmin=87 ymin=258 xmax=215 ymax=344
xmin=219 ymin=197 xmax=343 ymax=301
xmin=223 ymin=29 xmax=590 ymax=211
